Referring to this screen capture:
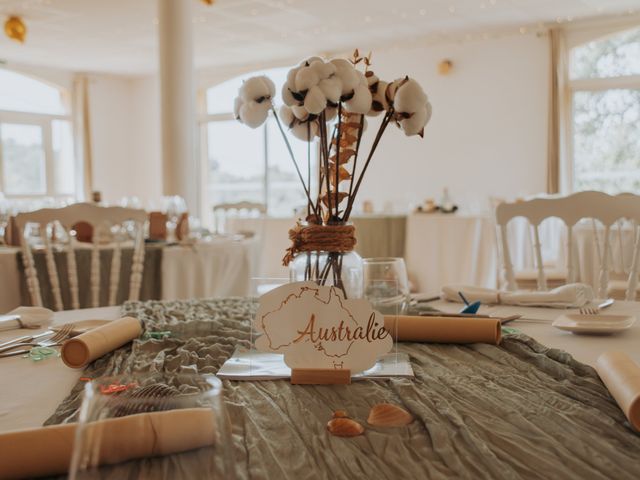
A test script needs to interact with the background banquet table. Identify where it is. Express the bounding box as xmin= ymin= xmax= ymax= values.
xmin=1 ymin=299 xmax=639 ymax=479
xmin=0 ymin=238 xmax=256 ymax=311
xmin=405 ymin=213 xmax=499 ymax=292
xmin=228 ymin=214 xmax=407 ymax=279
